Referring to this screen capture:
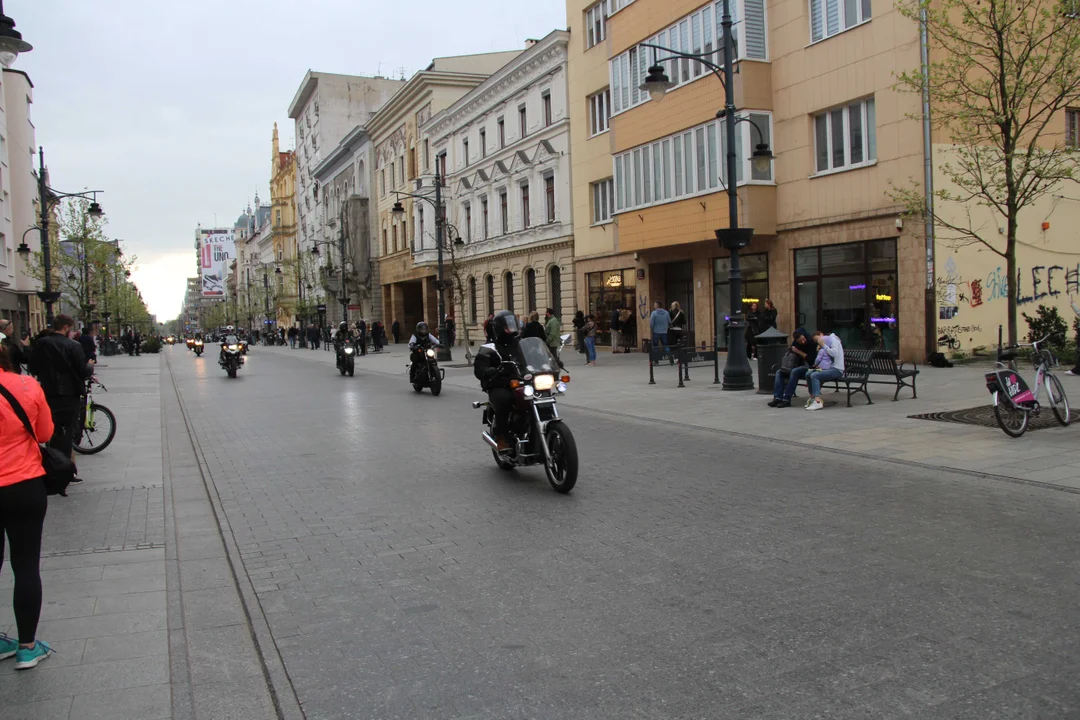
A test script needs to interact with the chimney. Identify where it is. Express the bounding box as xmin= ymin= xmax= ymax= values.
xmin=524 ymin=38 xmax=539 ymax=48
